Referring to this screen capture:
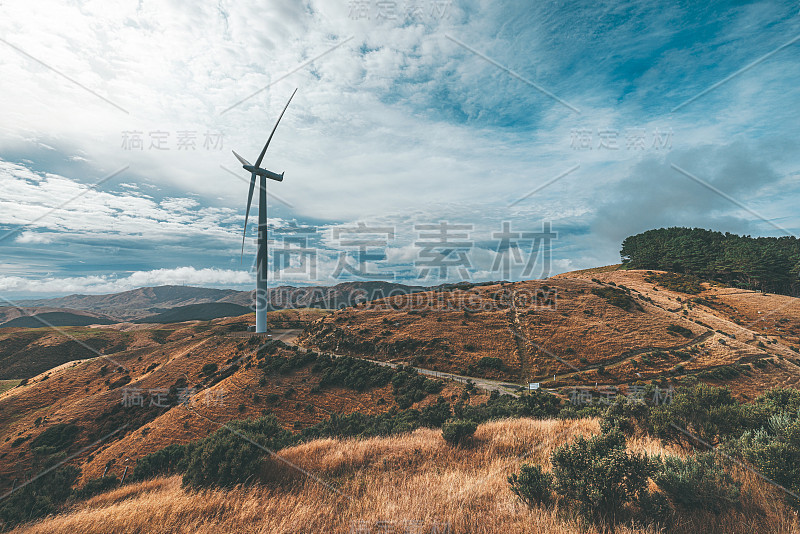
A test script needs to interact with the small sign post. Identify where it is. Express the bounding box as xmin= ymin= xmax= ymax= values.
xmin=528 ymin=383 xmax=540 ymax=390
